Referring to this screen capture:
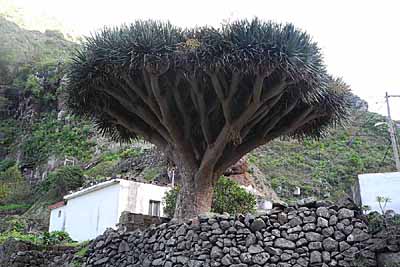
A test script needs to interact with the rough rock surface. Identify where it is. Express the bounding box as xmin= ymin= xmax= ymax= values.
xmin=0 ymin=239 xmax=81 ymax=267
